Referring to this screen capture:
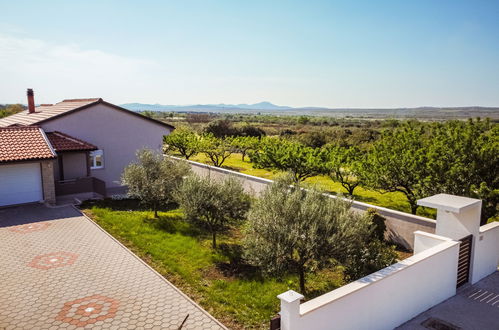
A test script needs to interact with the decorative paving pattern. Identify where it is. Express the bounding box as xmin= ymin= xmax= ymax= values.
xmin=28 ymin=251 xmax=79 ymax=270
xmin=0 ymin=204 xmax=226 ymax=329
xmin=8 ymin=222 xmax=51 ymax=234
xmin=56 ymin=294 xmax=119 ymax=326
